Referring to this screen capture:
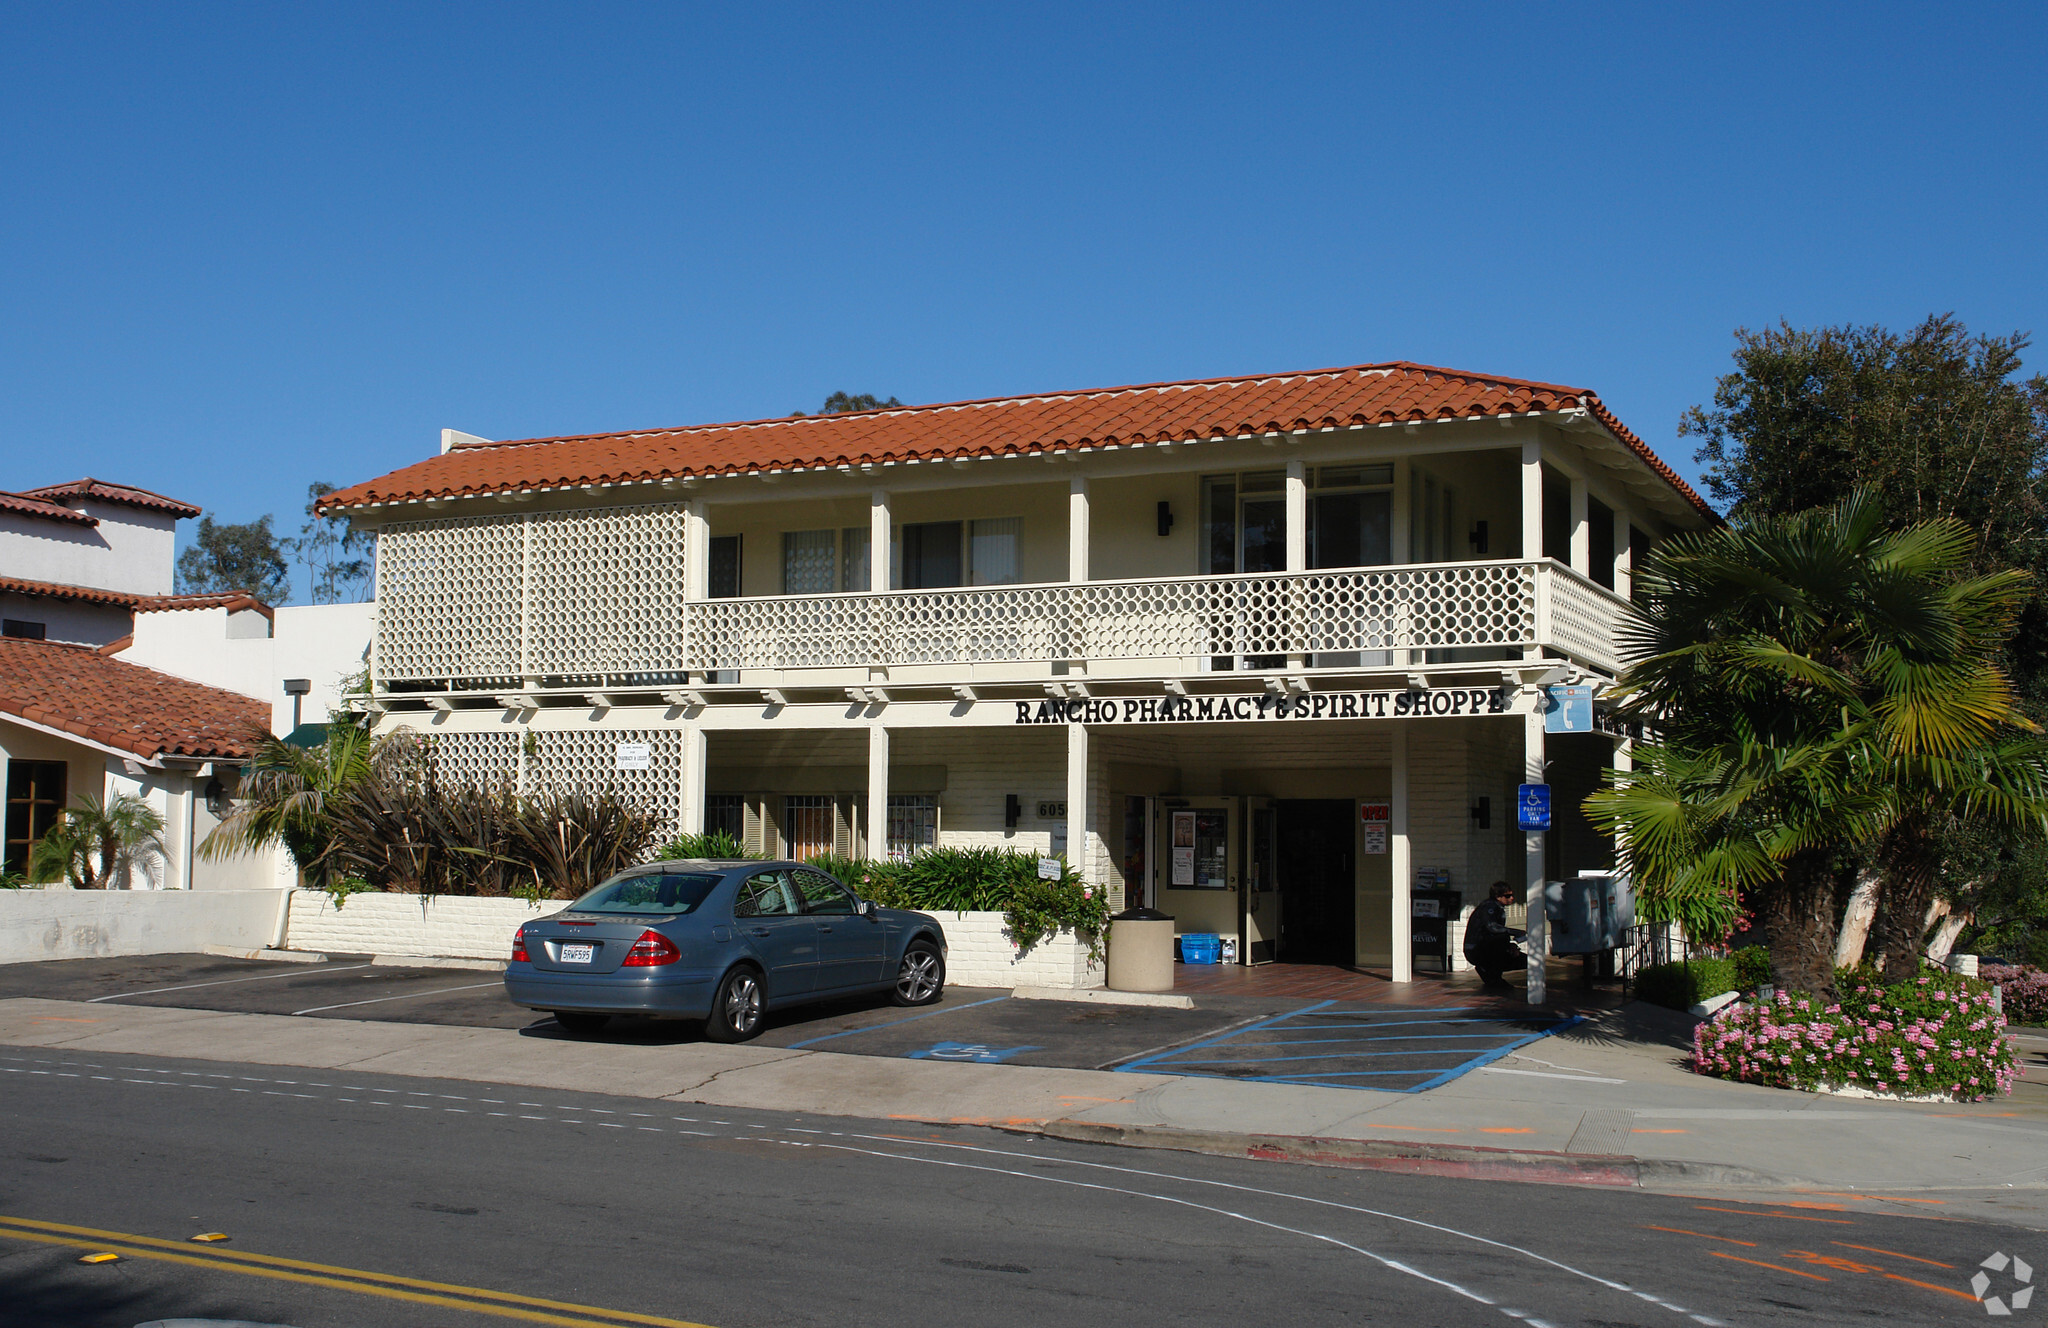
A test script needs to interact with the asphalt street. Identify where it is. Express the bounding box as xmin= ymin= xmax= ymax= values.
xmin=1 ymin=1042 xmax=2032 ymax=1328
